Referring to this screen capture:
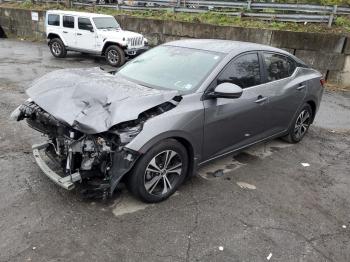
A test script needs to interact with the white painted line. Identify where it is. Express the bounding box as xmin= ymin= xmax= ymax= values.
xmin=218 ymin=246 xmax=224 ymax=251
xmin=267 ymin=253 xmax=272 ymax=260
xmin=301 ymin=163 xmax=310 ymax=167
xmin=112 ymin=193 xmax=151 ymax=217
xmin=237 ymin=182 xmax=256 ymax=190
